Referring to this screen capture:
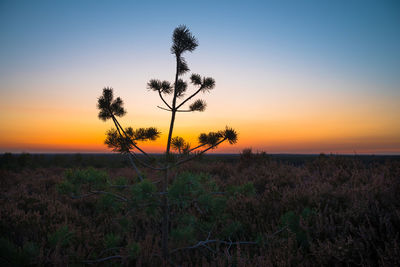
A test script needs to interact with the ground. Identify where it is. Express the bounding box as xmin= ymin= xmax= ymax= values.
xmin=1 ymin=153 xmax=399 ymax=266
